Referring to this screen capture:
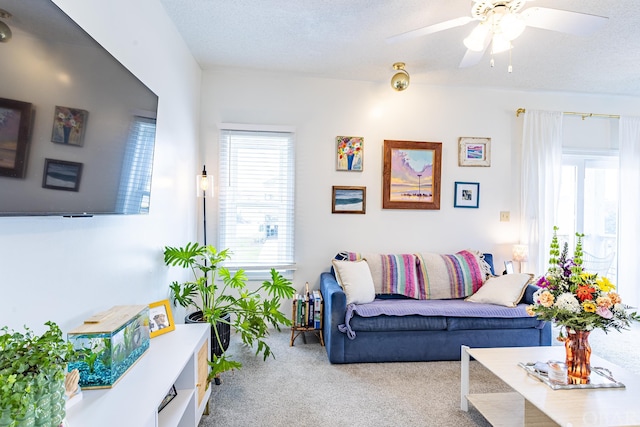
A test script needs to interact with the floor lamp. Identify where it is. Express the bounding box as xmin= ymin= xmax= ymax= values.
xmin=512 ymin=244 xmax=529 ymax=274
xmin=197 ymin=165 xmax=214 ymax=246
